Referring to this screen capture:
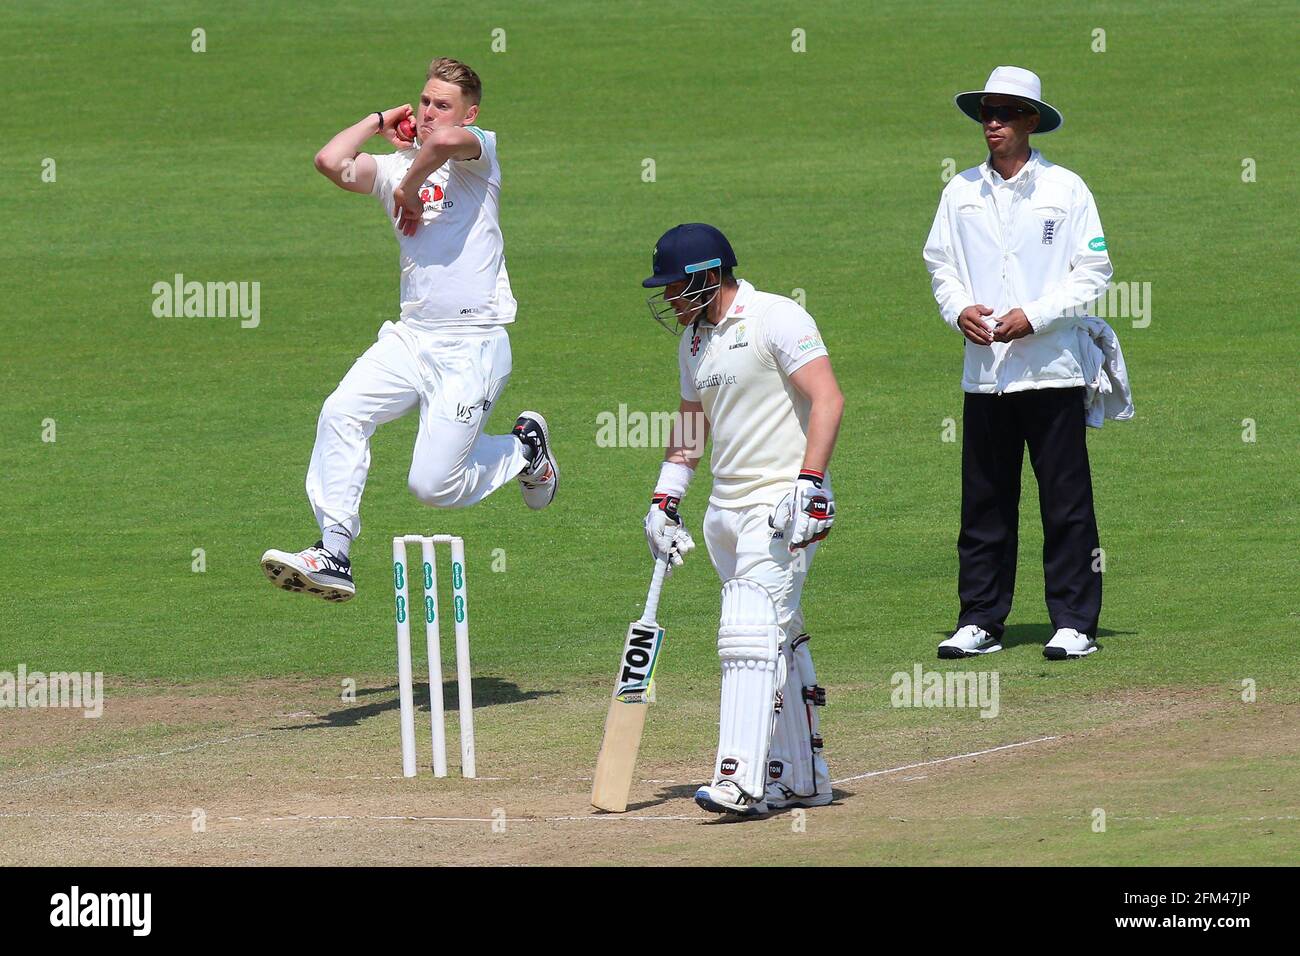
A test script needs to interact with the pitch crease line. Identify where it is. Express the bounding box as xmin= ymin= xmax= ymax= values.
xmin=831 ymin=735 xmax=1059 ymax=785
